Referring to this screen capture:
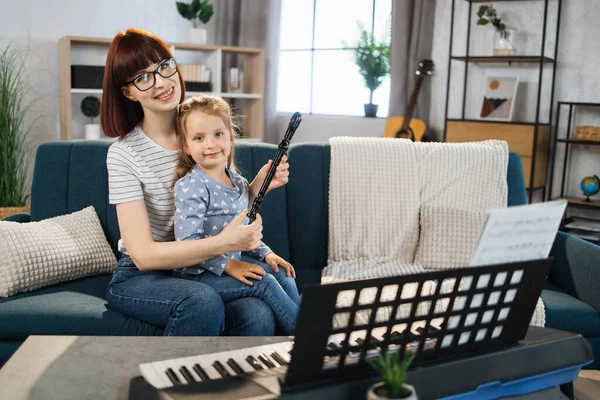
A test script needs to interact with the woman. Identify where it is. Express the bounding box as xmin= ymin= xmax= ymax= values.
xmin=101 ymin=28 xmax=288 ymax=335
